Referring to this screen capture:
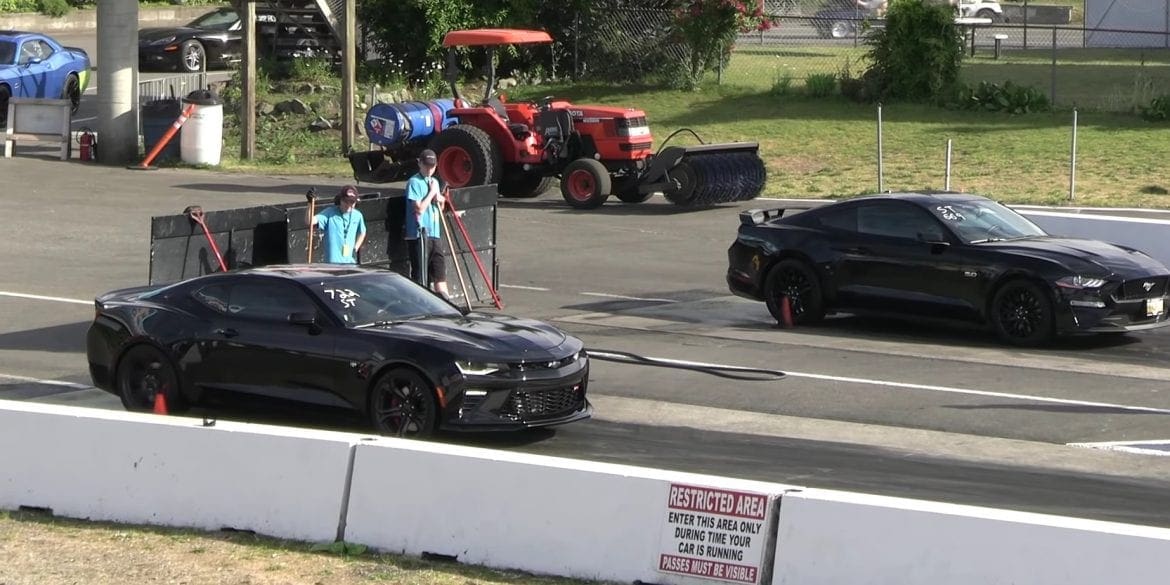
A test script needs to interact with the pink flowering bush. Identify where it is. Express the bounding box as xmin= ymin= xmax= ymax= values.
xmin=673 ymin=0 xmax=769 ymax=89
